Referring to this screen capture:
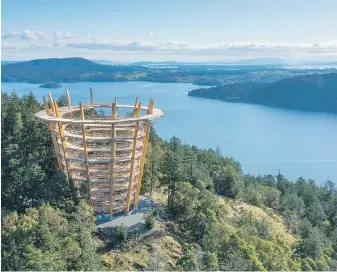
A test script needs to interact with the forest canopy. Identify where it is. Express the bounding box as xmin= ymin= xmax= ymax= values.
xmin=1 ymin=91 xmax=337 ymax=271
xmin=189 ymin=73 xmax=337 ymax=114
